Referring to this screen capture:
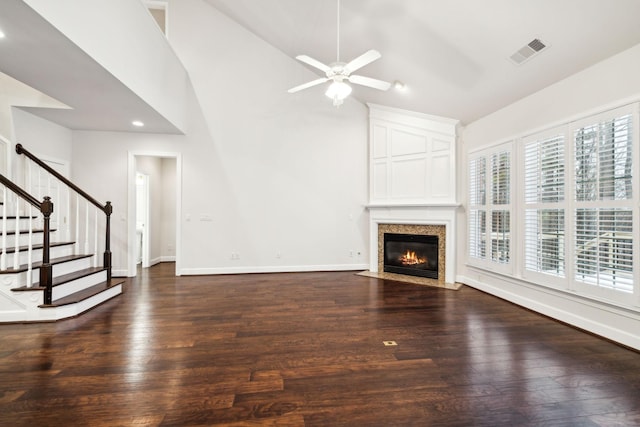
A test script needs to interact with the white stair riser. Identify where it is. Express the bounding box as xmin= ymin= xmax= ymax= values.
xmin=52 ymin=257 xmax=93 ymax=277
xmin=0 ymin=282 xmax=123 ymax=322
xmin=52 ymin=270 xmax=107 ymax=300
xmin=0 ymin=257 xmax=94 ymax=286
xmin=2 ymin=233 xmax=45 ymax=248
xmin=35 ymin=284 xmax=123 ymax=321
xmin=0 ymin=218 xmax=42 ymax=234
xmin=3 ymin=245 xmax=75 ymax=267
